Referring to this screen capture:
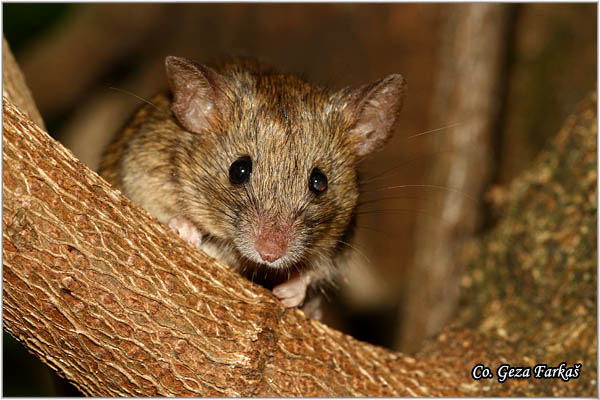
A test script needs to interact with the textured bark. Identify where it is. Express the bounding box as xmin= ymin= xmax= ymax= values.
xmin=3 ymin=26 xmax=595 ymax=395
xmin=4 ymin=91 xmax=596 ymax=396
xmin=3 ymin=97 xmax=468 ymax=396
xmin=454 ymin=93 xmax=597 ymax=397
xmin=399 ymin=4 xmax=513 ymax=352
